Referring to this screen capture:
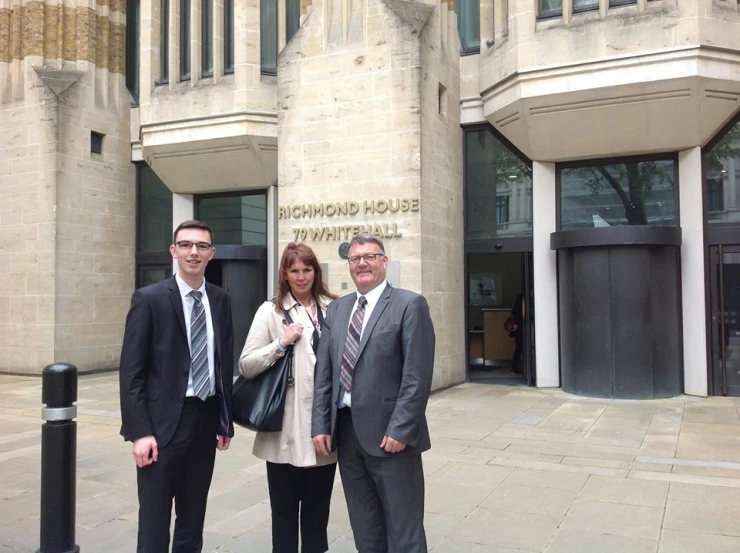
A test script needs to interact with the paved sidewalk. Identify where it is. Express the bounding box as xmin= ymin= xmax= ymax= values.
xmin=2 ymin=374 xmax=740 ymax=552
